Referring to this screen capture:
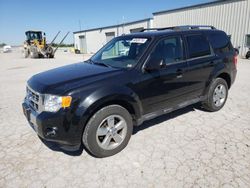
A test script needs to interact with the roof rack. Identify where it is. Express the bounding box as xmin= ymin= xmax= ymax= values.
xmin=140 ymin=25 xmax=216 ymax=32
